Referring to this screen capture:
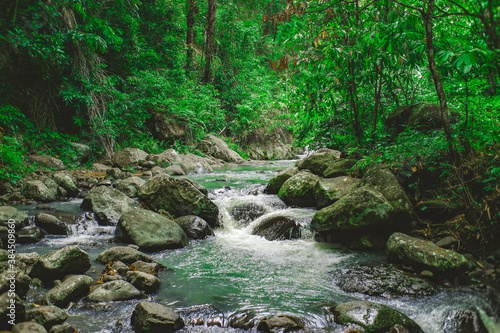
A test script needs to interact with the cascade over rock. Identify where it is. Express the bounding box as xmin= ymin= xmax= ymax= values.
xmin=277 ymin=171 xmax=319 ymax=207
xmin=264 ymin=167 xmax=298 ymax=194
xmin=81 ymin=186 xmax=139 ymax=225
